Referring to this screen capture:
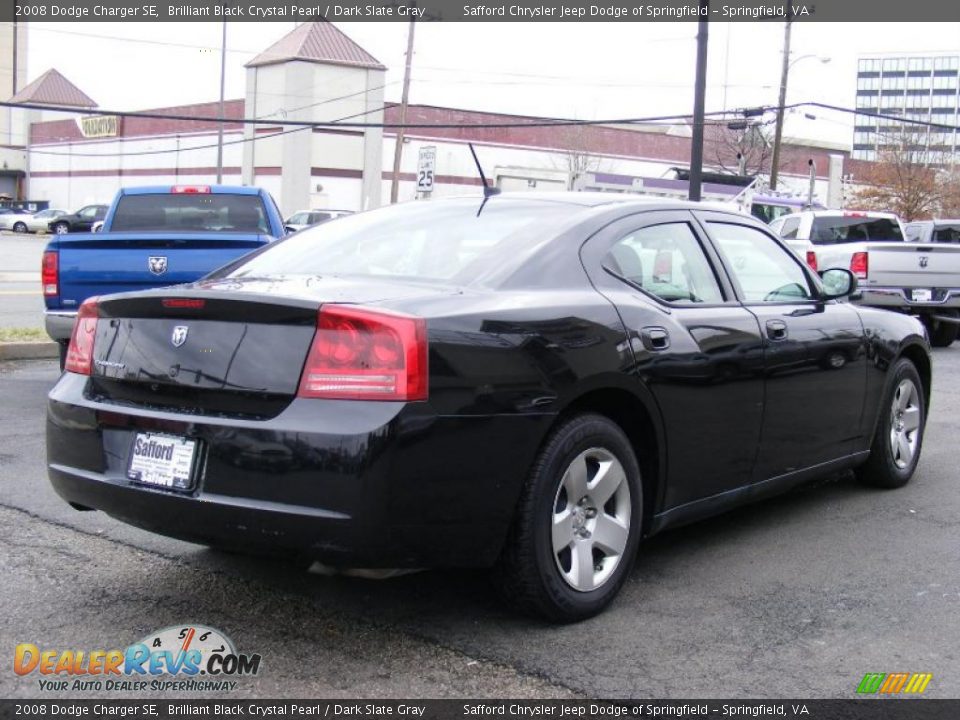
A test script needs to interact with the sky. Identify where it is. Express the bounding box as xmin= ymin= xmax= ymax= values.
xmin=16 ymin=21 xmax=960 ymax=148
